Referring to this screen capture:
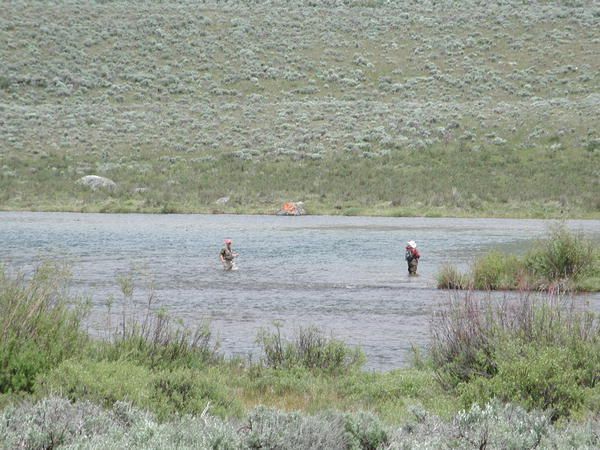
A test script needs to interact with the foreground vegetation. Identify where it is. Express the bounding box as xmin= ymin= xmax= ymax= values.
xmin=437 ymin=225 xmax=600 ymax=292
xmin=3 ymin=397 xmax=599 ymax=449
xmin=1 ymin=0 xmax=599 ymax=217
xmin=1 ymin=261 xmax=599 ymax=448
